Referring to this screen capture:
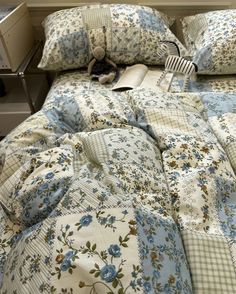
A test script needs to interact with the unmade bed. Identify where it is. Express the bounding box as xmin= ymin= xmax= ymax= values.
xmin=1 ymin=3 xmax=236 ymax=294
